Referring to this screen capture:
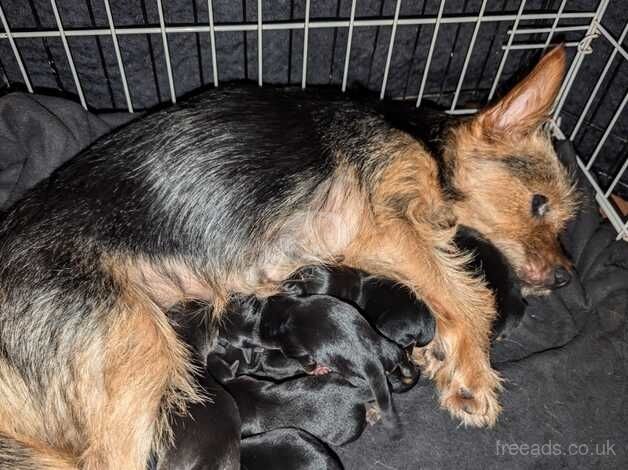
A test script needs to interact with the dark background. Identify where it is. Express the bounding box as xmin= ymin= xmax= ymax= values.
xmin=0 ymin=0 xmax=626 ymax=199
